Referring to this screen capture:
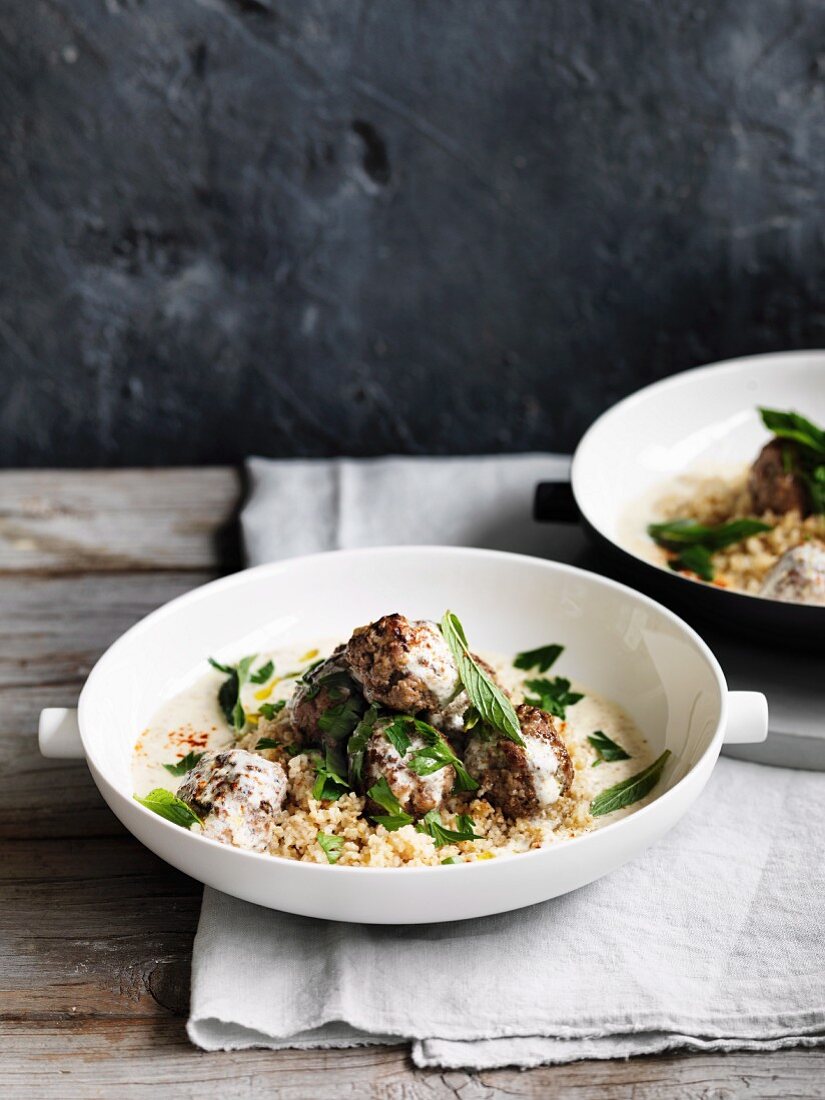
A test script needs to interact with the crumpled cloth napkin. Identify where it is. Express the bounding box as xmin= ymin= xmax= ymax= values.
xmin=187 ymin=454 xmax=825 ymax=1066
